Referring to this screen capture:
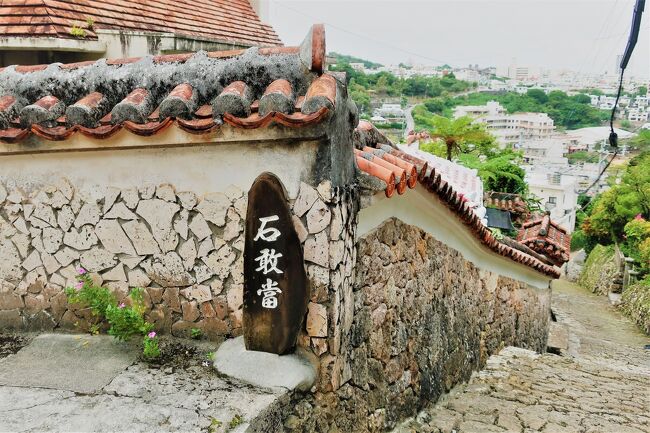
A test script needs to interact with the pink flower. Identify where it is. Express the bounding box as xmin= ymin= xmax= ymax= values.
xmin=148 ymin=331 xmax=156 ymax=338
xmin=77 ymin=268 xmax=87 ymax=275
xmin=75 ymin=281 xmax=83 ymax=289
xmin=118 ymin=303 xmax=125 ymax=309
xmin=635 ymin=214 xmax=645 ymax=221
